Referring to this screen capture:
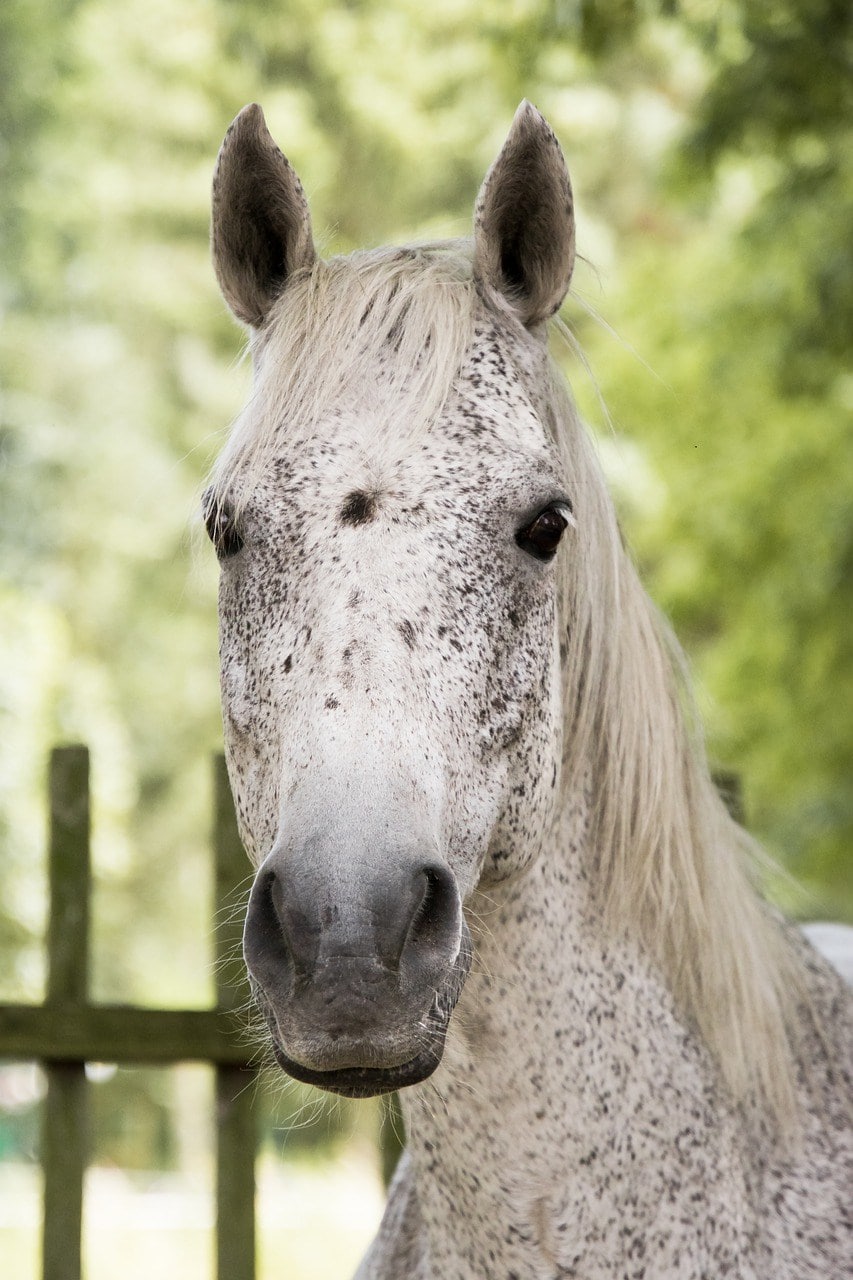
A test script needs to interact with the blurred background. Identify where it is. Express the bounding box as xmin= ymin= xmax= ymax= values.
xmin=1 ymin=0 xmax=850 ymax=1275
